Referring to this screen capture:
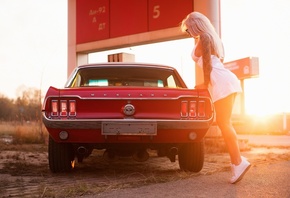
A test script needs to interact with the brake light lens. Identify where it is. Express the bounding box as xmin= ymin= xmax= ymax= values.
xmin=181 ymin=101 xmax=188 ymax=117
xmin=69 ymin=100 xmax=76 ymax=116
xmin=60 ymin=100 xmax=67 ymax=116
xmin=198 ymin=101 xmax=206 ymax=117
xmin=189 ymin=101 xmax=197 ymax=118
xmin=51 ymin=100 xmax=58 ymax=116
